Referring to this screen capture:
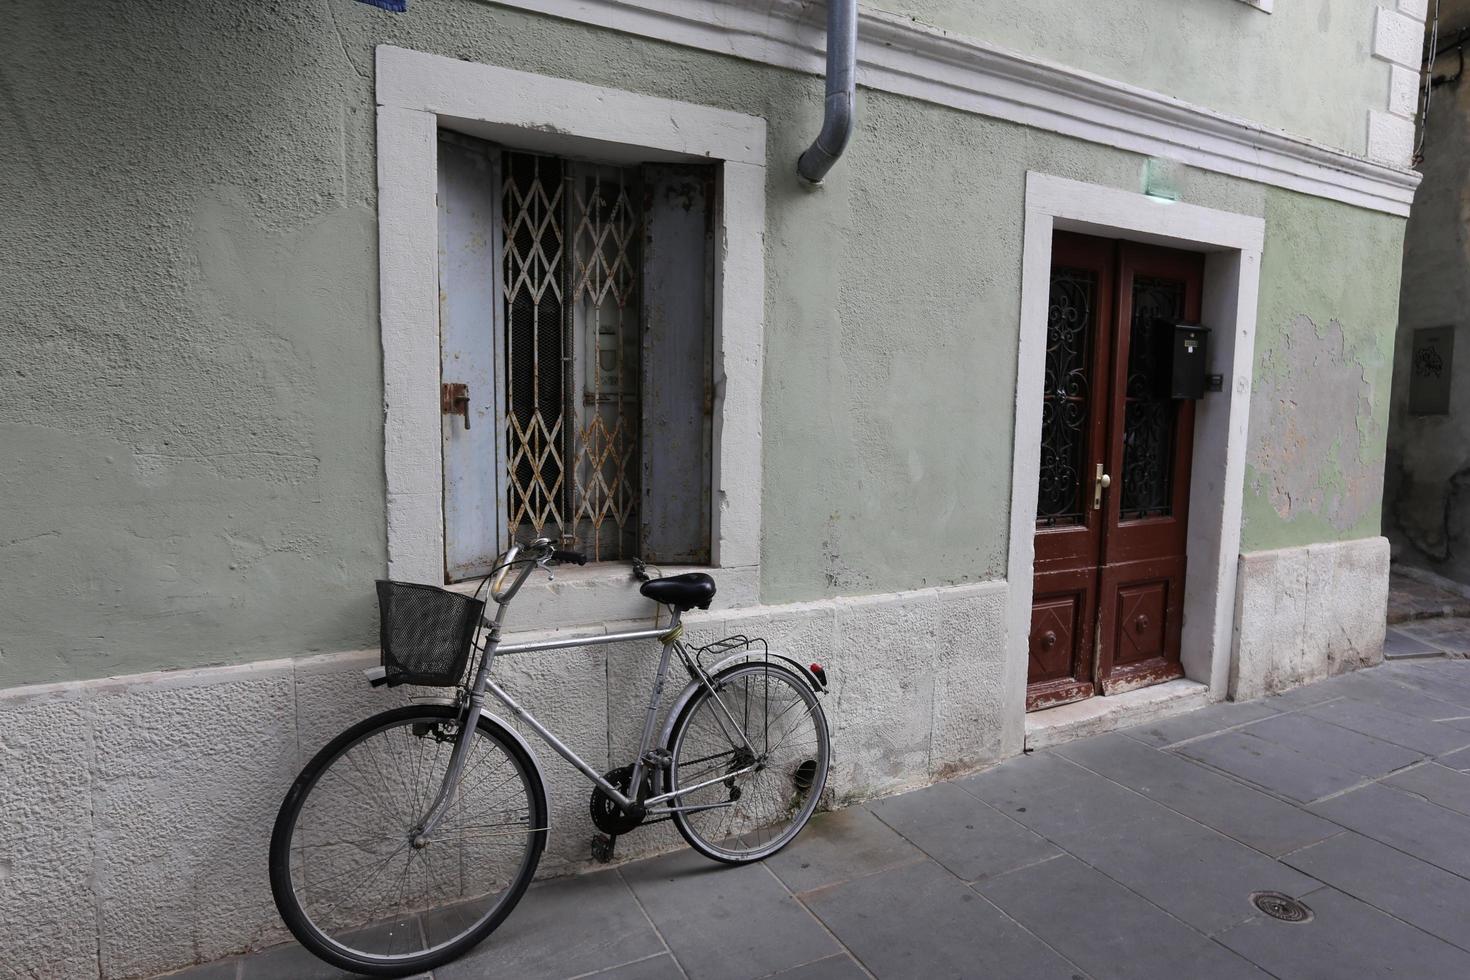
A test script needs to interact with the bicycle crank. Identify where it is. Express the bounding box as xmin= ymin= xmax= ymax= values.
xmin=589 ymin=764 xmax=648 ymax=836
